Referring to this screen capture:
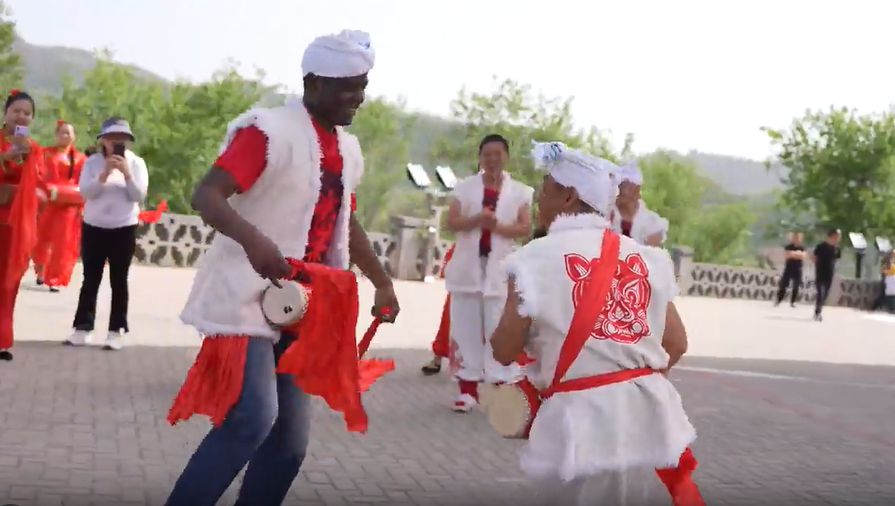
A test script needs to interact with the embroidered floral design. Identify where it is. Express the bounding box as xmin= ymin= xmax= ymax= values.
xmin=564 ymin=251 xmax=652 ymax=345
